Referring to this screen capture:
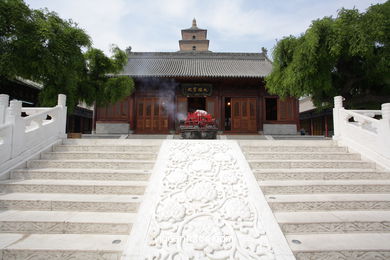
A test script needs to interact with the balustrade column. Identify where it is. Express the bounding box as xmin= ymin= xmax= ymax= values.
xmin=57 ymin=94 xmax=67 ymax=137
xmin=379 ymin=103 xmax=390 ymax=159
xmin=333 ymin=96 xmax=344 ymax=140
xmin=0 ymin=94 xmax=9 ymax=124
xmin=382 ymin=103 xmax=390 ymax=122
xmin=6 ymin=100 xmax=25 ymax=157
